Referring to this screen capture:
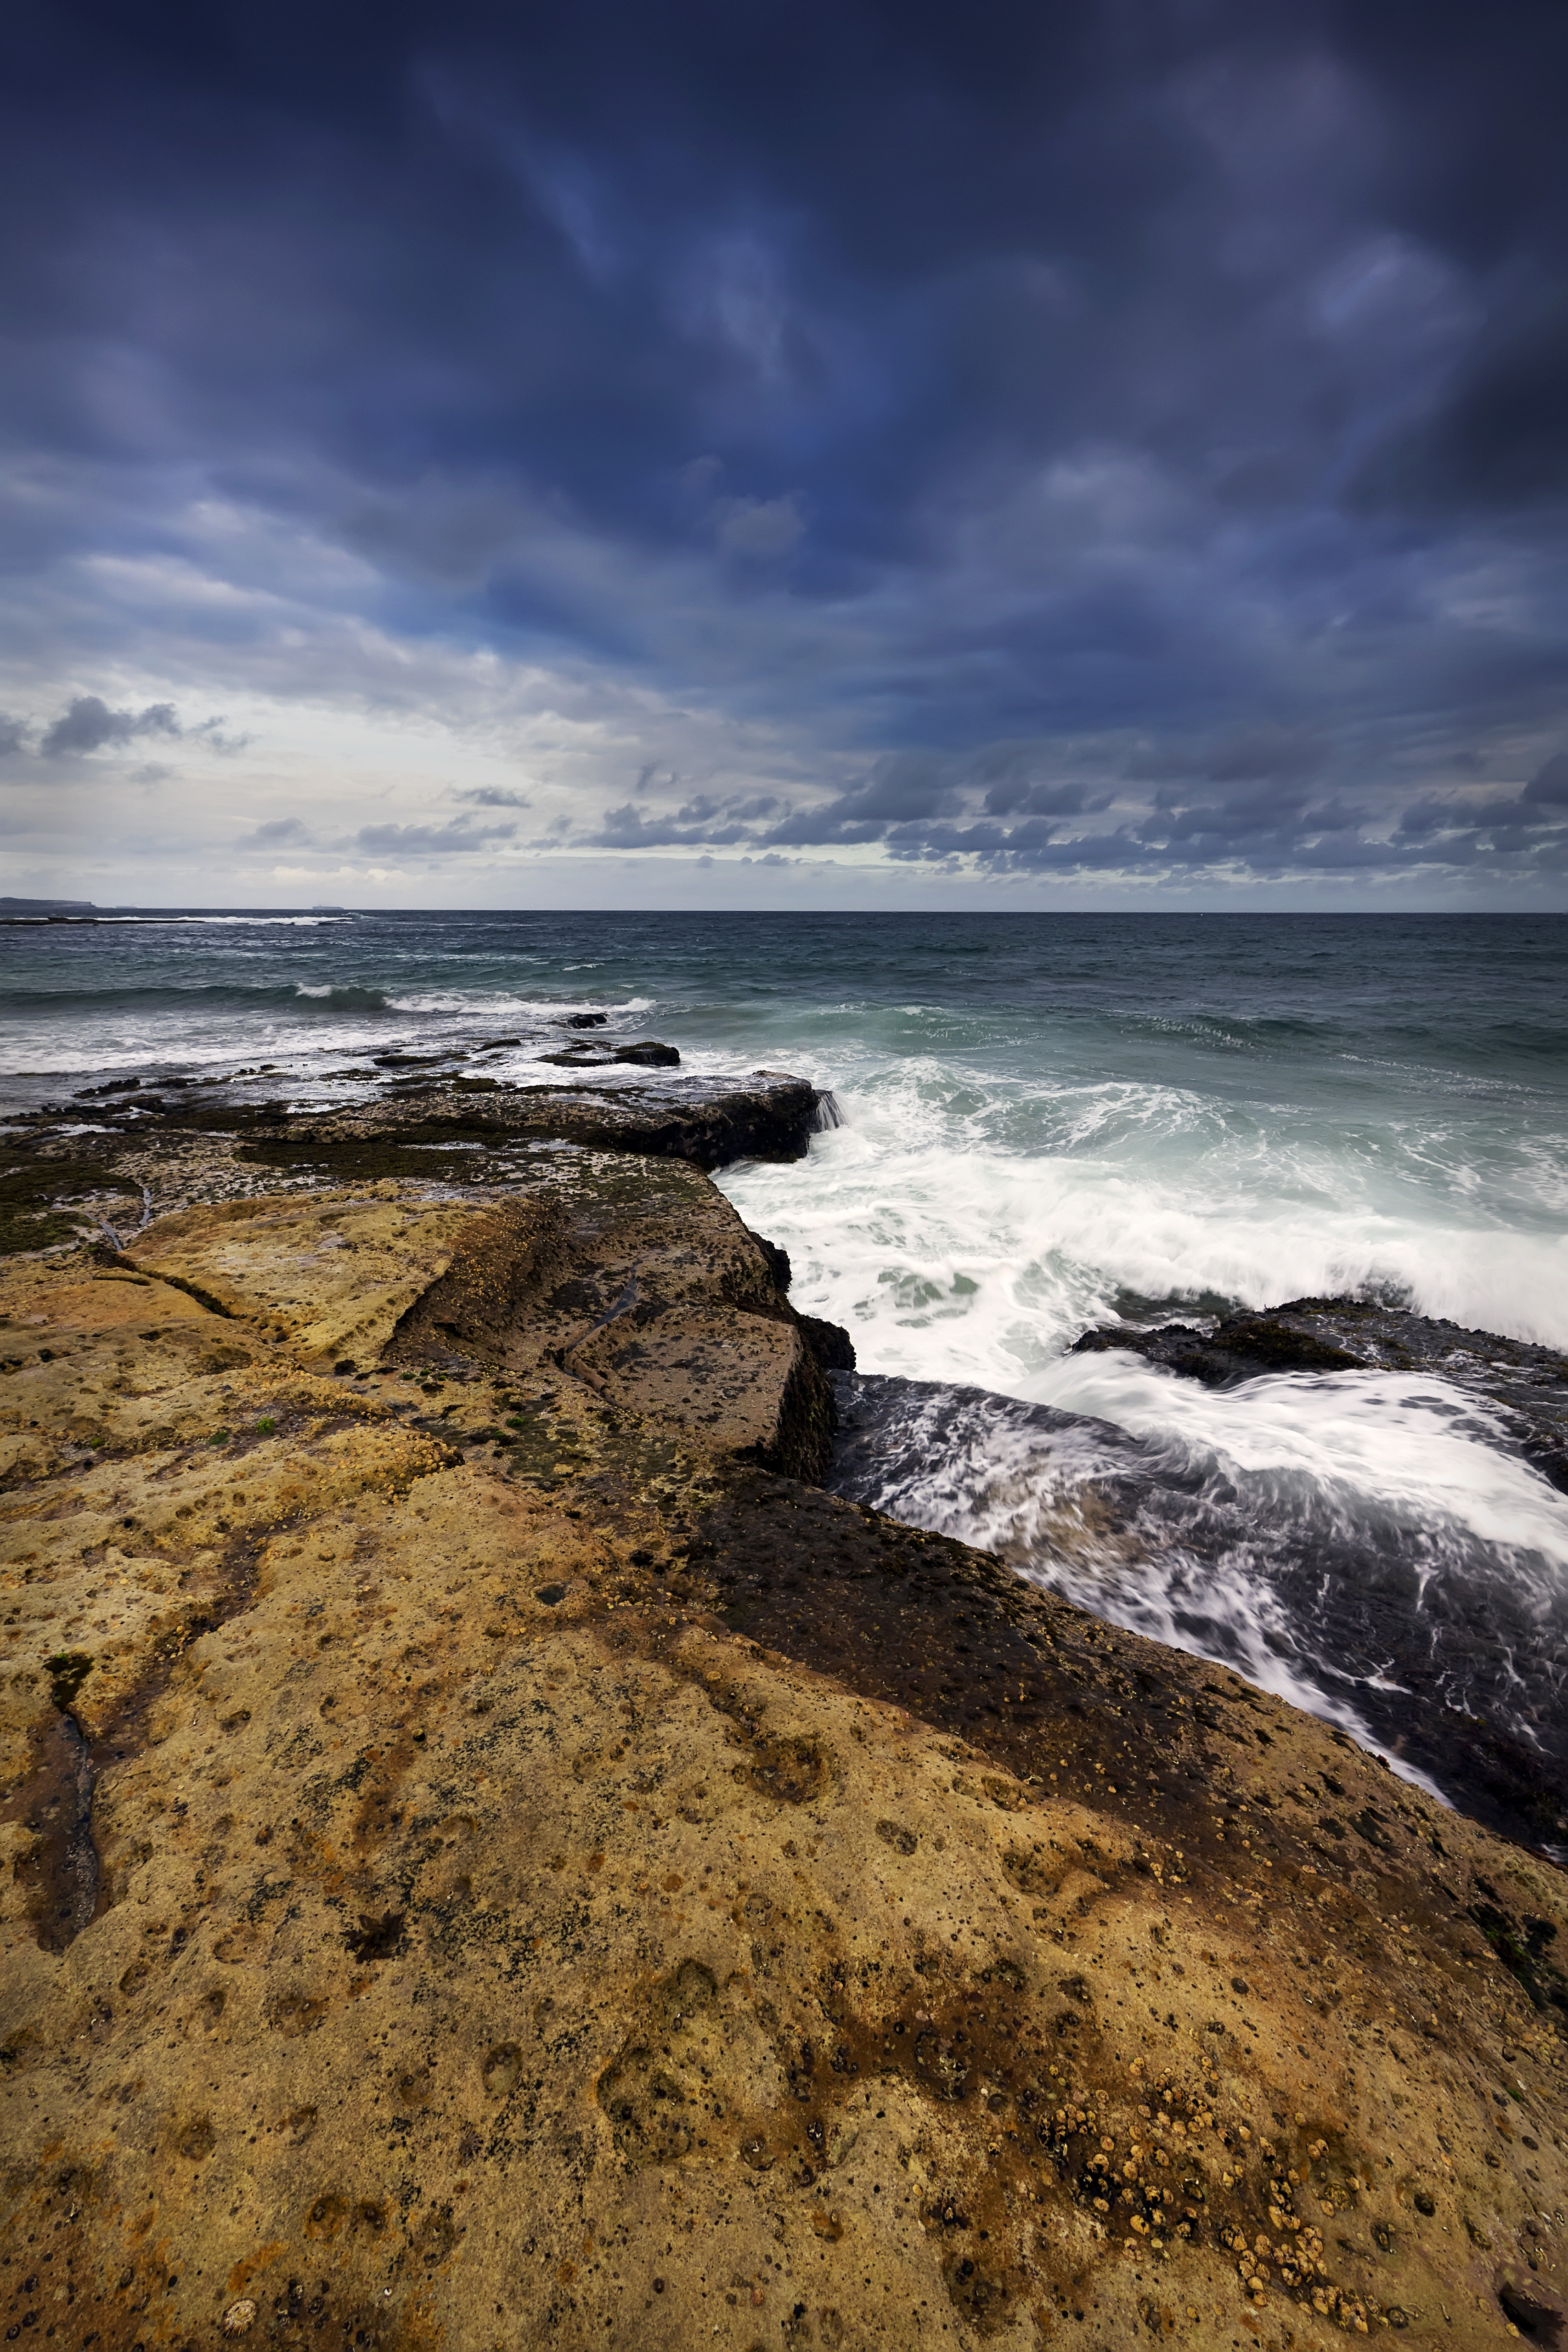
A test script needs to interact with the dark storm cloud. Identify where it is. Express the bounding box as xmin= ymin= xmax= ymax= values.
xmin=2 ymin=0 xmax=1567 ymax=888
xmin=765 ymin=752 xmax=957 ymax=848
xmin=579 ymin=723 xmax=1568 ymax=879
xmin=1353 ymin=297 xmax=1568 ymax=514
xmin=593 ymin=792 xmax=782 ymax=849
xmin=1525 ymin=752 xmax=1568 ymax=806
xmin=1124 ymin=728 xmax=1325 ymax=786
xmin=41 ymin=698 xmax=180 ymax=757
xmin=35 ymin=697 xmax=248 ymax=761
